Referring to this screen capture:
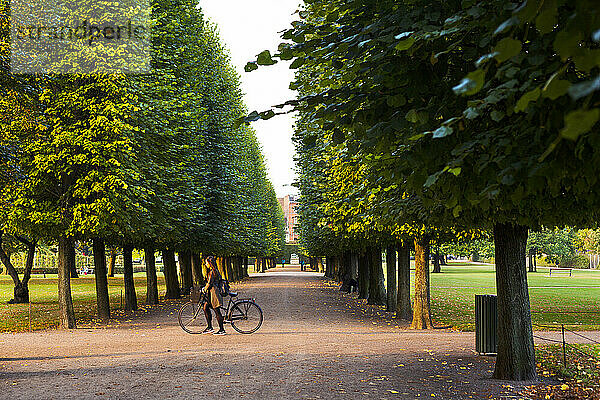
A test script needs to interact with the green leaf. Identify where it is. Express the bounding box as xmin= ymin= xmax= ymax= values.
xmin=452 ymin=205 xmax=462 ymax=218
xmin=424 ymin=172 xmax=441 ymax=188
xmin=560 ymin=109 xmax=600 ymax=141
xmin=573 ymin=49 xmax=600 ymax=72
xmin=244 ymin=62 xmax=258 ymax=72
xmin=405 ymin=109 xmax=419 ymax=123
xmin=432 ymin=126 xmax=453 ymax=139
xmin=463 ymin=107 xmax=480 ymax=119
xmin=453 ymin=69 xmax=485 ymax=96
xmin=554 ymin=30 xmax=583 ymax=60
xmin=332 ymin=129 xmax=345 ymax=144
xmin=260 ymin=110 xmax=275 ymax=120
xmin=395 ymin=37 xmax=416 ymax=51
xmin=490 ymin=110 xmax=505 ymax=121
xmin=567 ymin=76 xmax=600 ymax=100
xmin=292 ymin=33 xmax=305 ymax=43
xmin=448 ymin=167 xmax=461 ymax=176
xmin=501 ymin=174 xmax=515 ymax=185
xmin=290 ymin=57 xmax=305 ymax=69
xmin=326 ymin=10 xmax=339 ymax=22
xmin=514 ymin=0 xmax=538 ymax=22
xmin=409 ymin=133 xmax=425 ymax=141
xmin=245 ymin=111 xmax=261 ymax=122
xmin=493 ymin=37 xmax=522 ymax=63
xmin=386 ymin=94 xmax=406 ymax=107
xmin=257 ymin=50 xmax=277 ymax=66
xmin=510 ymin=186 xmax=524 ymax=203
xmin=535 ymin=1 xmax=557 ymax=34
xmin=417 ymin=111 xmax=429 ymax=125
xmin=542 ymin=76 xmax=570 ymax=100
xmin=514 ymin=87 xmax=540 ymax=113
